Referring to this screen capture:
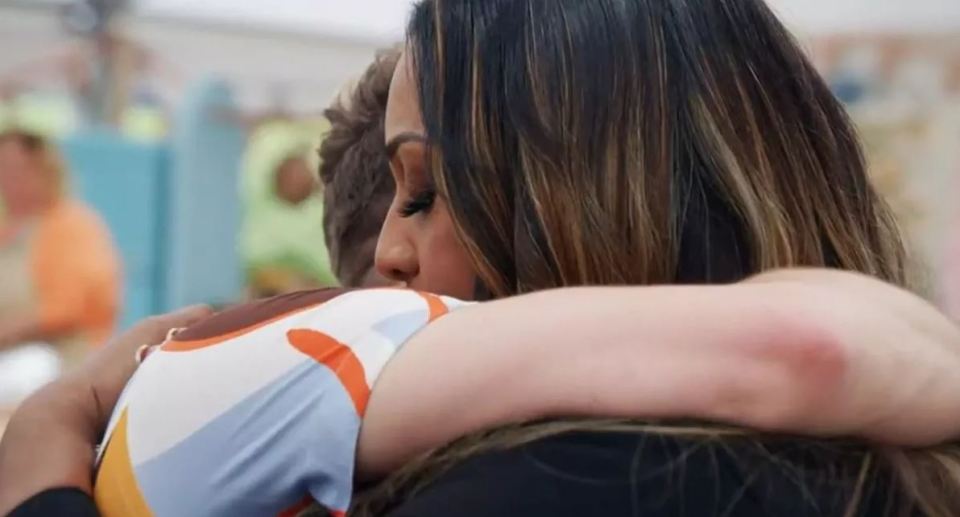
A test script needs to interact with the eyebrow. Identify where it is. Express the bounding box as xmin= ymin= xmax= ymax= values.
xmin=385 ymin=132 xmax=428 ymax=160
